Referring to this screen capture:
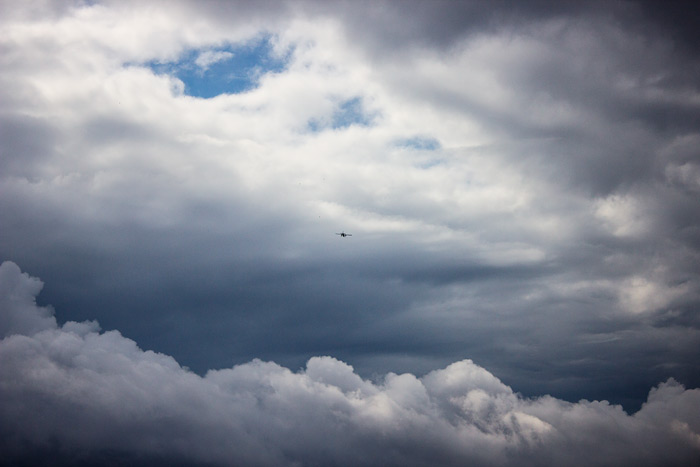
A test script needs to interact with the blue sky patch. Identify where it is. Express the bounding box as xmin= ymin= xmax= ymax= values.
xmin=146 ymin=36 xmax=289 ymax=98
xmin=307 ymin=97 xmax=375 ymax=132
xmin=395 ymin=136 xmax=441 ymax=151
xmin=331 ymin=98 xmax=374 ymax=129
